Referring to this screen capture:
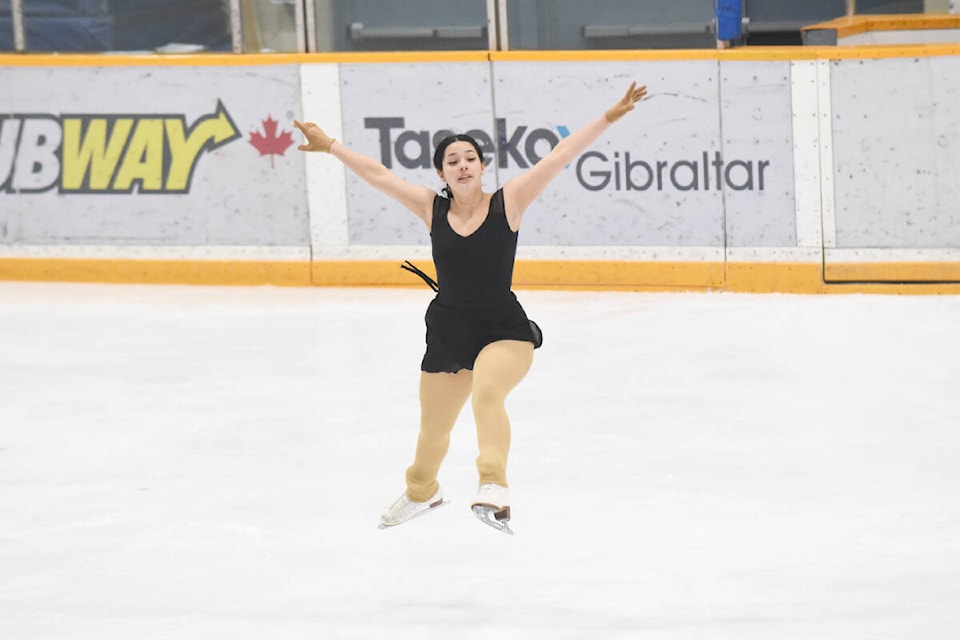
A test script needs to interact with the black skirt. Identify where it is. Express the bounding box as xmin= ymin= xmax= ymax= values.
xmin=421 ymin=293 xmax=543 ymax=373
